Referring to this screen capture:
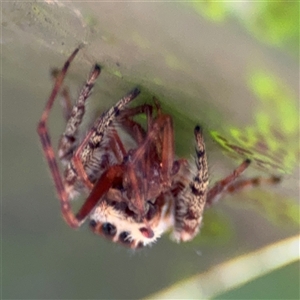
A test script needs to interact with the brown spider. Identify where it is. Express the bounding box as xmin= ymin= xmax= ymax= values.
xmin=37 ymin=47 xmax=280 ymax=249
